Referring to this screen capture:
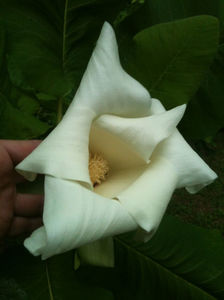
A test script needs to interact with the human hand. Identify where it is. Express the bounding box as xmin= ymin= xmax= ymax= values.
xmin=0 ymin=140 xmax=43 ymax=252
